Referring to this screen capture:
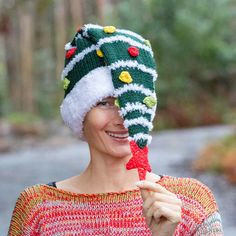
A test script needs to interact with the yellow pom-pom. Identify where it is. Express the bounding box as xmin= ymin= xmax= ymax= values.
xmin=63 ymin=78 xmax=70 ymax=90
xmin=96 ymin=49 xmax=104 ymax=57
xmin=114 ymin=98 xmax=120 ymax=108
xmin=143 ymin=96 xmax=157 ymax=108
xmin=144 ymin=39 xmax=151 ymax=47
xmin=103 ymin=26 xmax=116 ymax=34
xmin=119 ymin=71 xmax=133 ymax=84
